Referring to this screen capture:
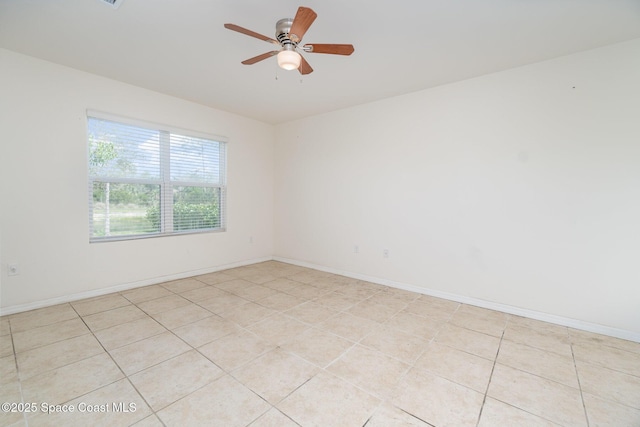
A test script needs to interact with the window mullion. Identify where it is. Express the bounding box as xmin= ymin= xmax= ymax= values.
xmin=219 ymin=141 xmax=227 ymax=229
xmin=160 ymin=130 xmax=172 ymax=233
